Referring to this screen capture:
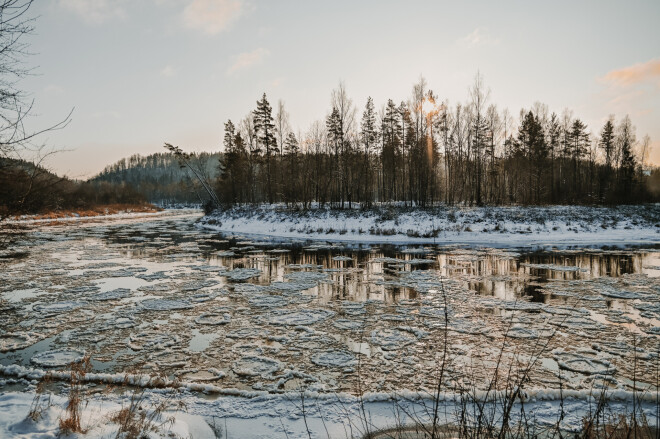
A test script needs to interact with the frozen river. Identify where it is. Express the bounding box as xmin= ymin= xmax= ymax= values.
xmin=1 ymin=210 xmax=659 ymax=437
